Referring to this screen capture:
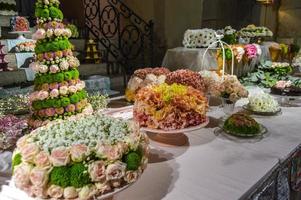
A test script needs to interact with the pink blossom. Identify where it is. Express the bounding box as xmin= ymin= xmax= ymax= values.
xmin=32 ymin=29 xmax=46 ymax=40
xmin=245 ymin=44 xmax=257 ymax=59
xmin=29 ymin=62 xmax=39 ymax=72
xmin=55 ymin=107 xmax=65 ymax=115
xmin=96 ymin=143 xmax=122 ymax=161
xmin=68 ymin=85 xmax=77 ymax=93
xmin=105 ymin=161 xmax=126 ymax=180
xmin=20 ymin=143 xmax=40 ymax=162
xmin=39 ymin=65 xmax=48 ymax=74
xmin=34 ymin=151 xmax=51 ymax=168
xmin=49 ymin=65 xmax=60 ymax=73
xmin=59 ymin=60 xmax=69 ymax=71
xmin=66 ymin=104 xmax=76 ymax=112
xmin=38 ymin=91 xmax=49 ymax=100
xmin=70 ymin=144 xmax=88 ymax=162
xmin=45 ymin=108 xmax=56 ymax=117
xmin=47 ymin=185 xmax=63 ymax=199
xmin=50 ymin=89 xmax=59 ymax=98
xmin=50 ymin=147 xmax=70 ymax=166
xmin=14 ymin=163 xmax=32 ymax=189
xmin=30 ymin=168 xmax=49 ymax=186
xmin=88 ymin=161 xmax=106 ymax=182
